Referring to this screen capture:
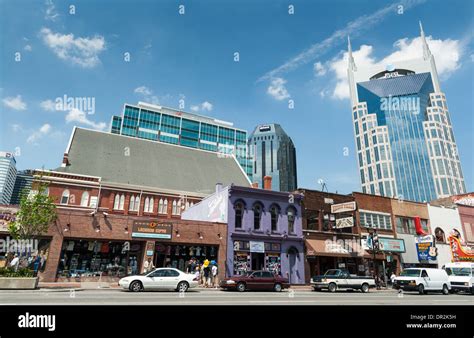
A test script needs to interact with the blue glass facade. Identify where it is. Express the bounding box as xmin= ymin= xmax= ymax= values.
xmin=357 ymin=73 xmax=437 ymax=202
